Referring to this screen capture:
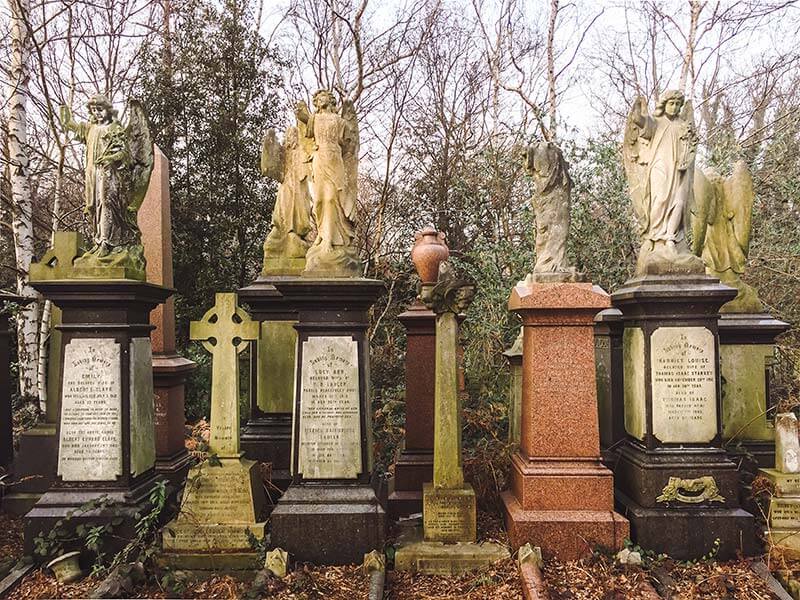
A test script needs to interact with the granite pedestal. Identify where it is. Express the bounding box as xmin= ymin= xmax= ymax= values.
xmin=269 ymin=278 xmax=386 ymax=565
xmin=611 ymin=275 xmax=757 ymax=559
xmin=23 ymin=280 xmax=170 ymax=556
xmin=501 ymin=281 xmax=629 ymax=560
xmin=388 ymin=302 xmax=436 ymax=518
